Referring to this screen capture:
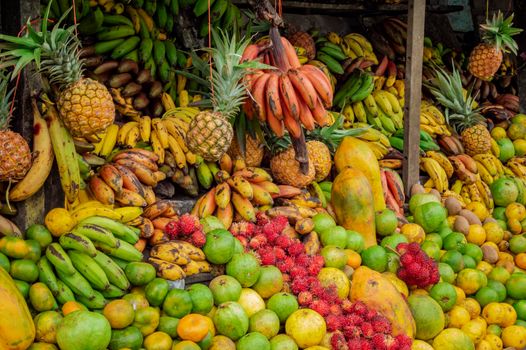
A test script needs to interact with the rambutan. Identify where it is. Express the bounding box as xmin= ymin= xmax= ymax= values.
xmin=346 ymin=338 xmax=362 ymax=350
xmin=395 ymin=334 xmax=412 ymax=350
xmin=310 ymin=299 xmax=330 ymax=317
xmin=360 ymin=322 xmax=374 ymax=338
xmin=307 ymin=263 xmax=322 ymax=276
xmin=275 ymin=235 xmax=292 ymax=249
xmin=341 ymin=299 xmax=354 ymax=313
xmin=343 ymin=324 xmax=362 ymax=339
xmin=297 ymin=291 xmax=313 ymax=306
xmin=312 ymin=255 xmax=325 ymax=268
xmin=289 ymin=265 xmax=308 ymax=279
xmin=190 ymin=230 xmax=206 ymax=247
xmin=350 ymin=301 xmax=368 ymax=316
xmin=371 ymin=334 xmax=388 ymax=350
xmin=346 ymin=314 xmax=364 ymax=327
xmin=295 ymin=253 xmax=310 ymax=267
xmin=330 ymin=332 xmax=348 ymax=350
xmin=178 ymin=214 xmax=201 ymax=235
xmin=326 ymin=315 xmax=343 ymax=331
xmin=329 ymin=304 xmax=342 ymax=316
xmin=164 ymin=221 xmax=179 ymax=239
xmin=291 ymin=277 xmax=309 ymax=294
xmin=248 ymin=234 xmax=267 ymax=249
xmin=259 ymin=250 xmax=277 ymax=265
xmin=236 ymin=235 xmax=248 ymax=248
xmin=273 ymin=247 xmax=286 ymax=260
xmin=256 ymin=211 xmax=270 ymax=226
xmin=287 ymin=242 xmax=304 ymax=256
xmin=371 ymin=316 xmax=392 ymax=333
